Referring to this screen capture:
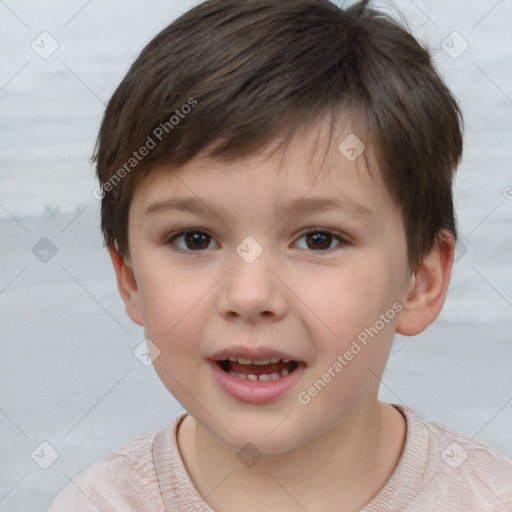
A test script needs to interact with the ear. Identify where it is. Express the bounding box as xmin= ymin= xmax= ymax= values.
xmin=396 ymin=230 xmax=455 ymax=336
xmin=109 ymin=244 xmax=144 ymax=326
